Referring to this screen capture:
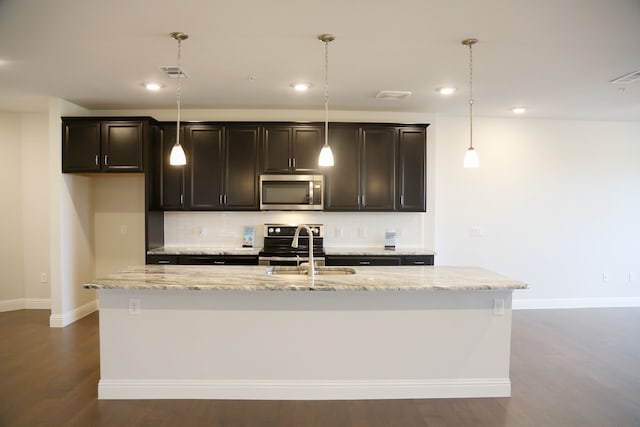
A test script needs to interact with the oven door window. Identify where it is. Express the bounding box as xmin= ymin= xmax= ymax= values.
xmin=262 ymin=181 xmax=311 ymax=205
